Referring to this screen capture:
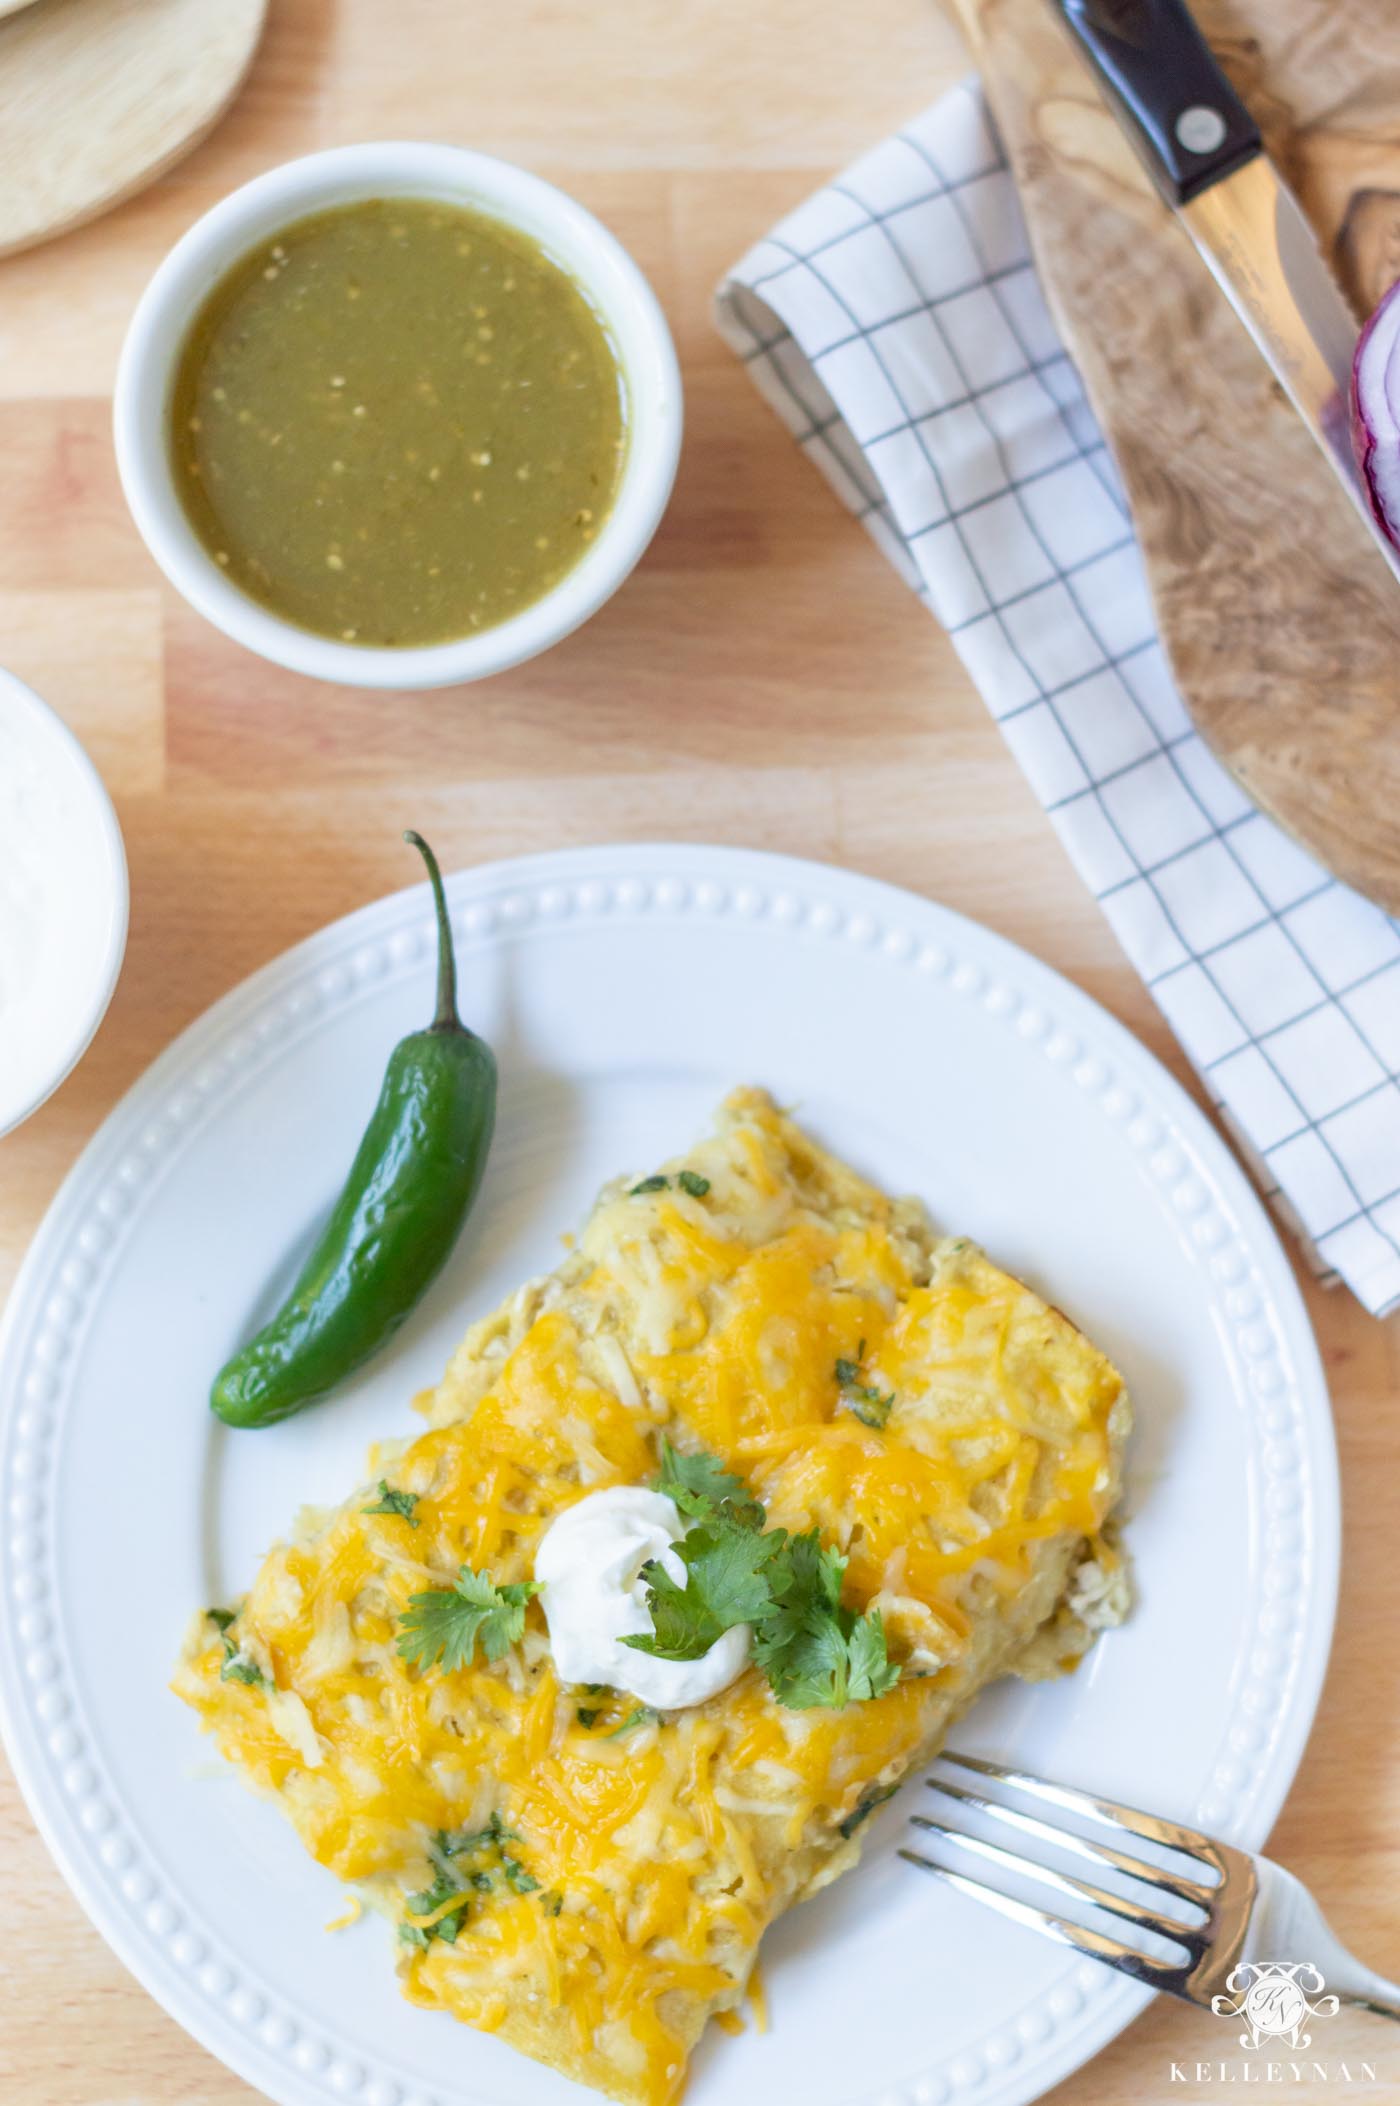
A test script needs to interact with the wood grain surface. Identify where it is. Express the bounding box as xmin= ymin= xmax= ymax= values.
xmin=949 ymin=0 xmax=1400 ymax=915
xmin=0 ymin=3 xmax=1396 ymax=2103
xmin=0 ymin=0 xmax=267 ymax=259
